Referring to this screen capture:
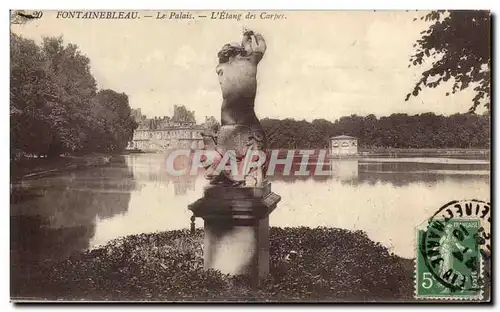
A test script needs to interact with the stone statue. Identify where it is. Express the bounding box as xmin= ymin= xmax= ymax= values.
xmin=189 ymin=31 xmax=280 ymax=278
xmin=205 ymin=29 xmax=267 ymax=187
